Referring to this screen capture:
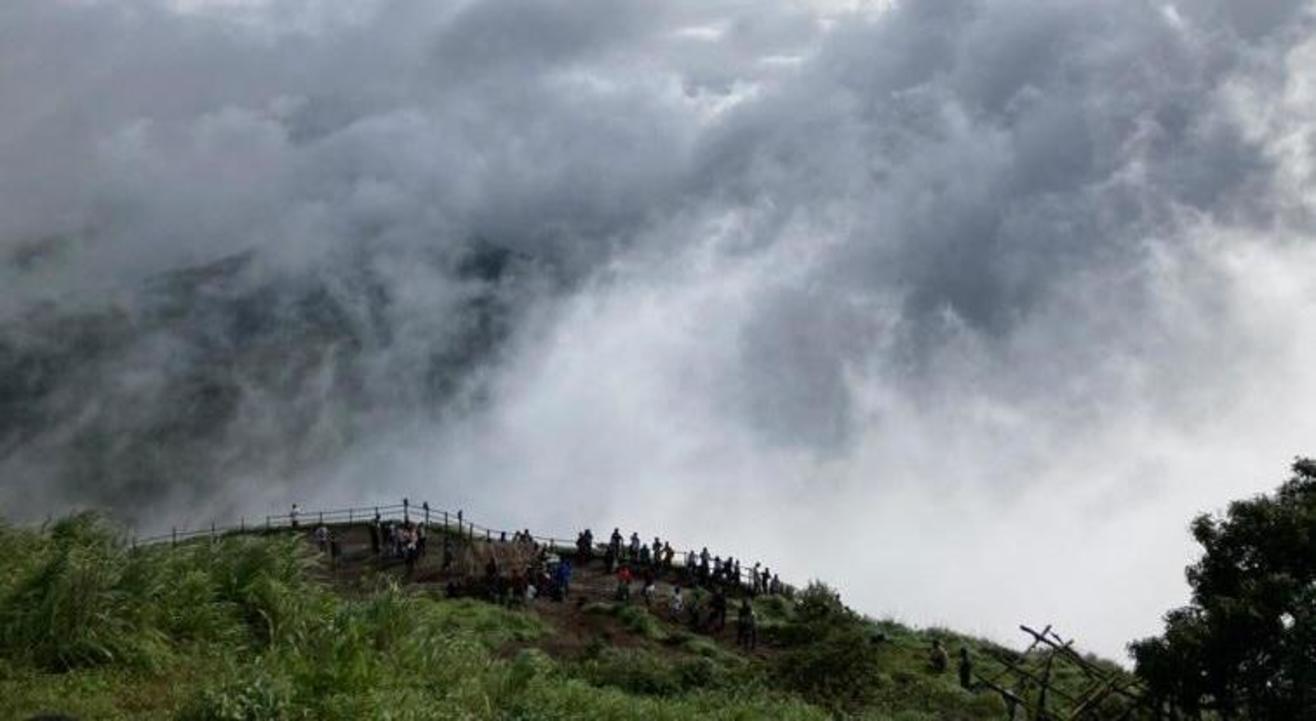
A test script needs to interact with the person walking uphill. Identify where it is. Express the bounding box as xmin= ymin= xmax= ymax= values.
xmin=616 ymin=565 xmax=634 ymax=602
xmin=711 ymin=588 xmax=728 ymax=631
xmin=929 ymin=639 xmax=949 ymax=674
xmin=555 ymin=558 xmax=574 ymax=599
xmin=737 ymin=598 xmax=757 ymax=650
xmin=670 ymin=585 xmax=685 ymax=621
